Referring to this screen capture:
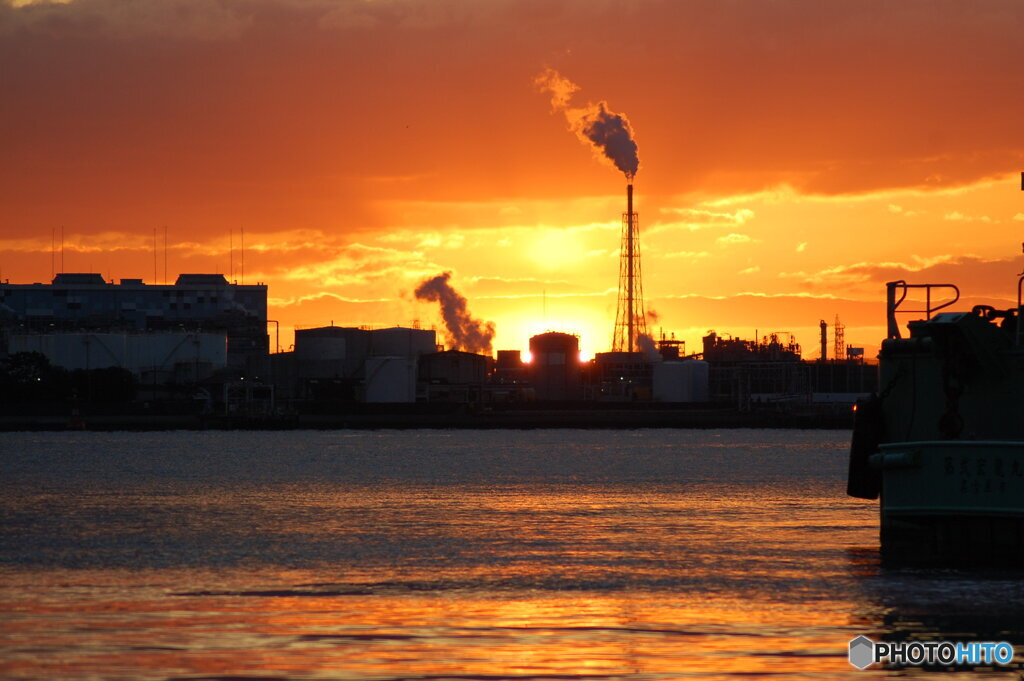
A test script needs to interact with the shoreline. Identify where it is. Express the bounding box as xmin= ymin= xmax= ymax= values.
xmin=0 ymin=405 xmax=855 ymax=431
